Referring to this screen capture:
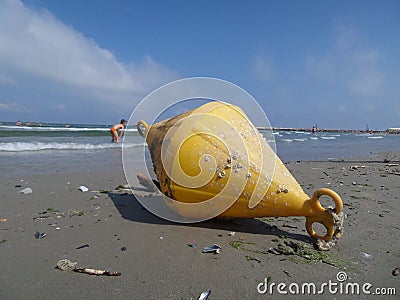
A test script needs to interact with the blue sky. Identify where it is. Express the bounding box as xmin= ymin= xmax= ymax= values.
xmin=0 ymin=0 xmax=399 ymax=129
